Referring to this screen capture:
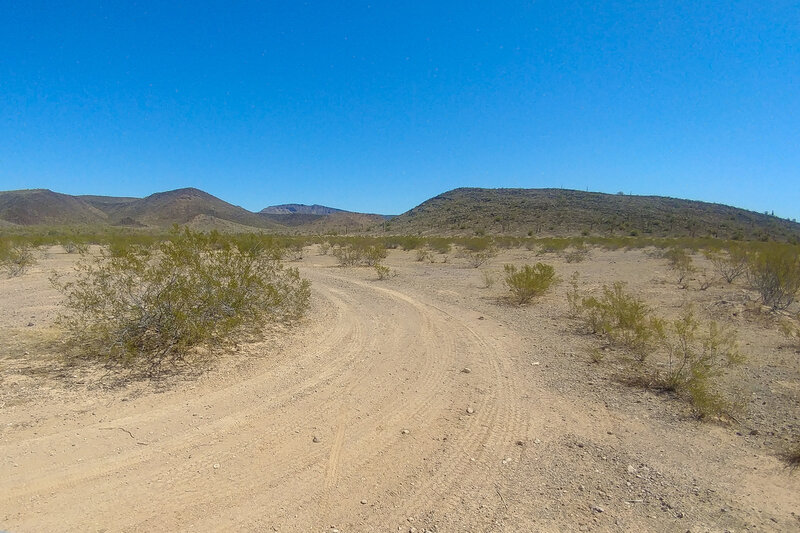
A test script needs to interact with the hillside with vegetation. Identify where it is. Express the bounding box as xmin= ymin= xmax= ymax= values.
xmin=386 ymin=188 xmax=800 ymax=242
